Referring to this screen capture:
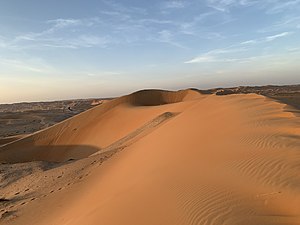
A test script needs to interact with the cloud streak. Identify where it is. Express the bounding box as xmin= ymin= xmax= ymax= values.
xmin=206 ymin=0 xmax=257 ymax=12
xmin=186 ymin=30 xmax=294 ymax=64
xmin=184 ymin=47 xmax=248 ymax=63
xmin=206 ymin=0 xmax=300 ymax=14
xmin=0 ymin=57 xmax=55 ymax=74
xmin=161 ymin=1 xmax=187 ymax=9
xmin=241 ymin=31 xmax=293 ymax=45
xmin=265 ymin=32 xmax=292 ymax=41
xmin=265 ymin=0 xmax=300 ymax=14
